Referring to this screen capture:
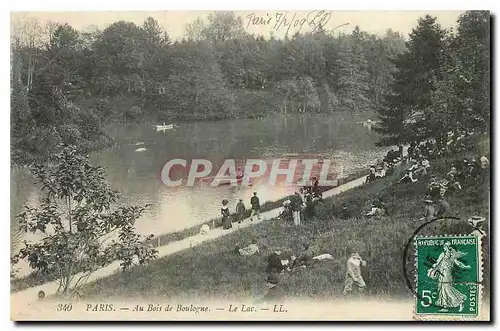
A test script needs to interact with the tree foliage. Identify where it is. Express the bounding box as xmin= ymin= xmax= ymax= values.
xmin=375 ymin=11 xmax=490 ymax=147
xmin=11 ymin=146 xmax=158 ymax=297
